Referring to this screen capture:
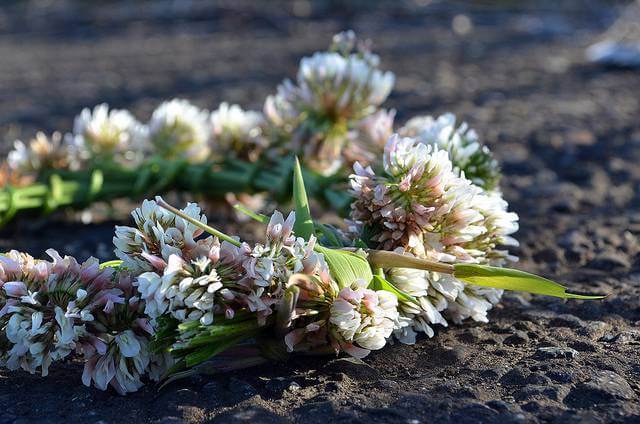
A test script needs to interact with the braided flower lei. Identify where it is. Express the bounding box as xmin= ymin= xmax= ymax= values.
xmin=0 ymin=142 xmax=603 ymax=394
xmin=0 ymin=31 xmax=498 ymax=225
